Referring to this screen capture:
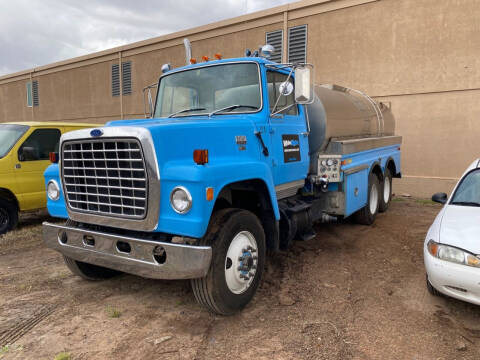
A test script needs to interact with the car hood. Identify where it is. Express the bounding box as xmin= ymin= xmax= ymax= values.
xmin=440 ymin=205 xmax=480 ymax=254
